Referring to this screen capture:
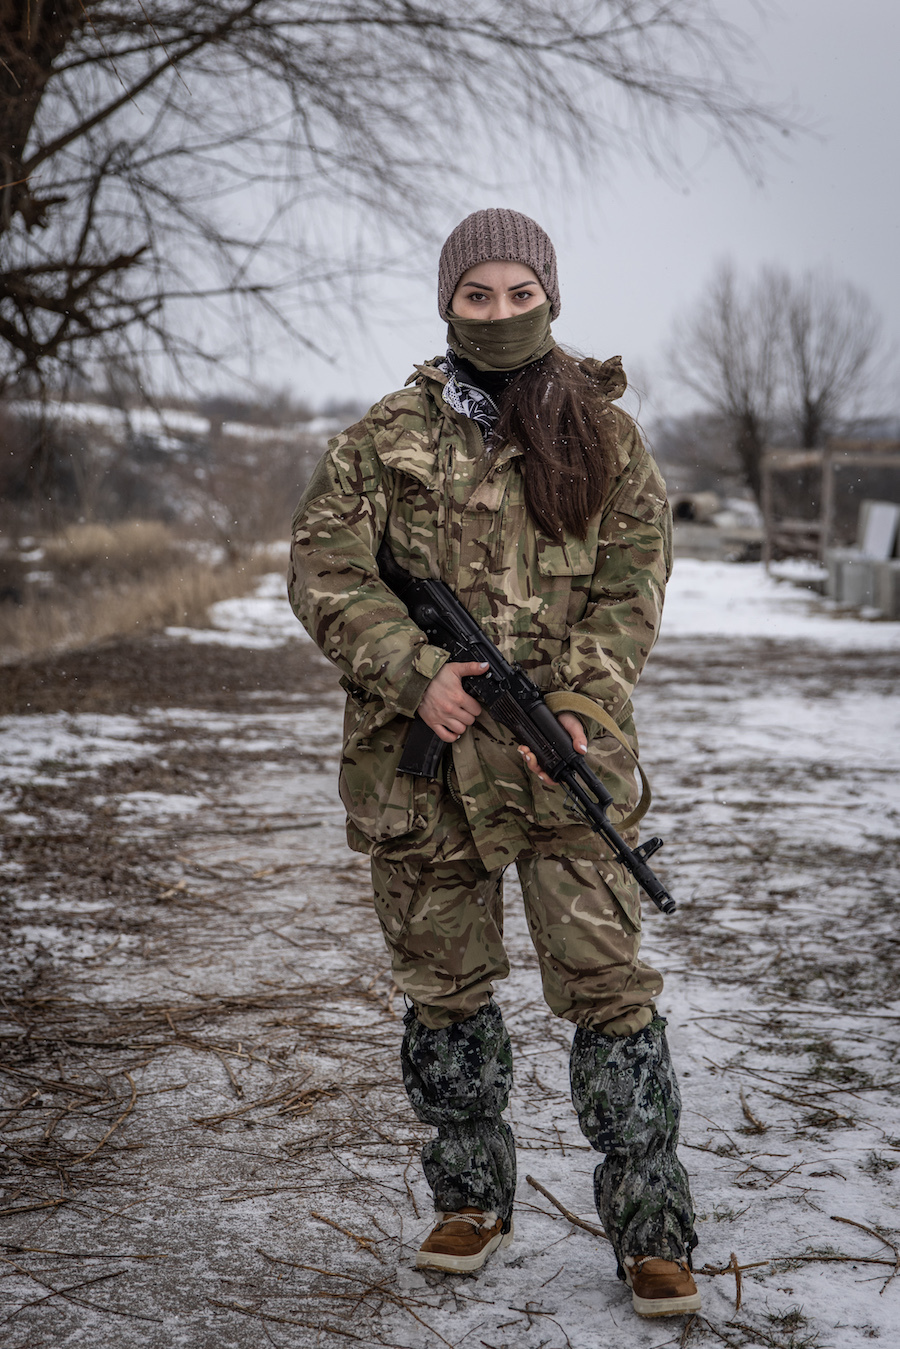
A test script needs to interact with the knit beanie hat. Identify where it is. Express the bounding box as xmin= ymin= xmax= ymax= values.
xmin=438 ymin=208 xmax=560 ymax=320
